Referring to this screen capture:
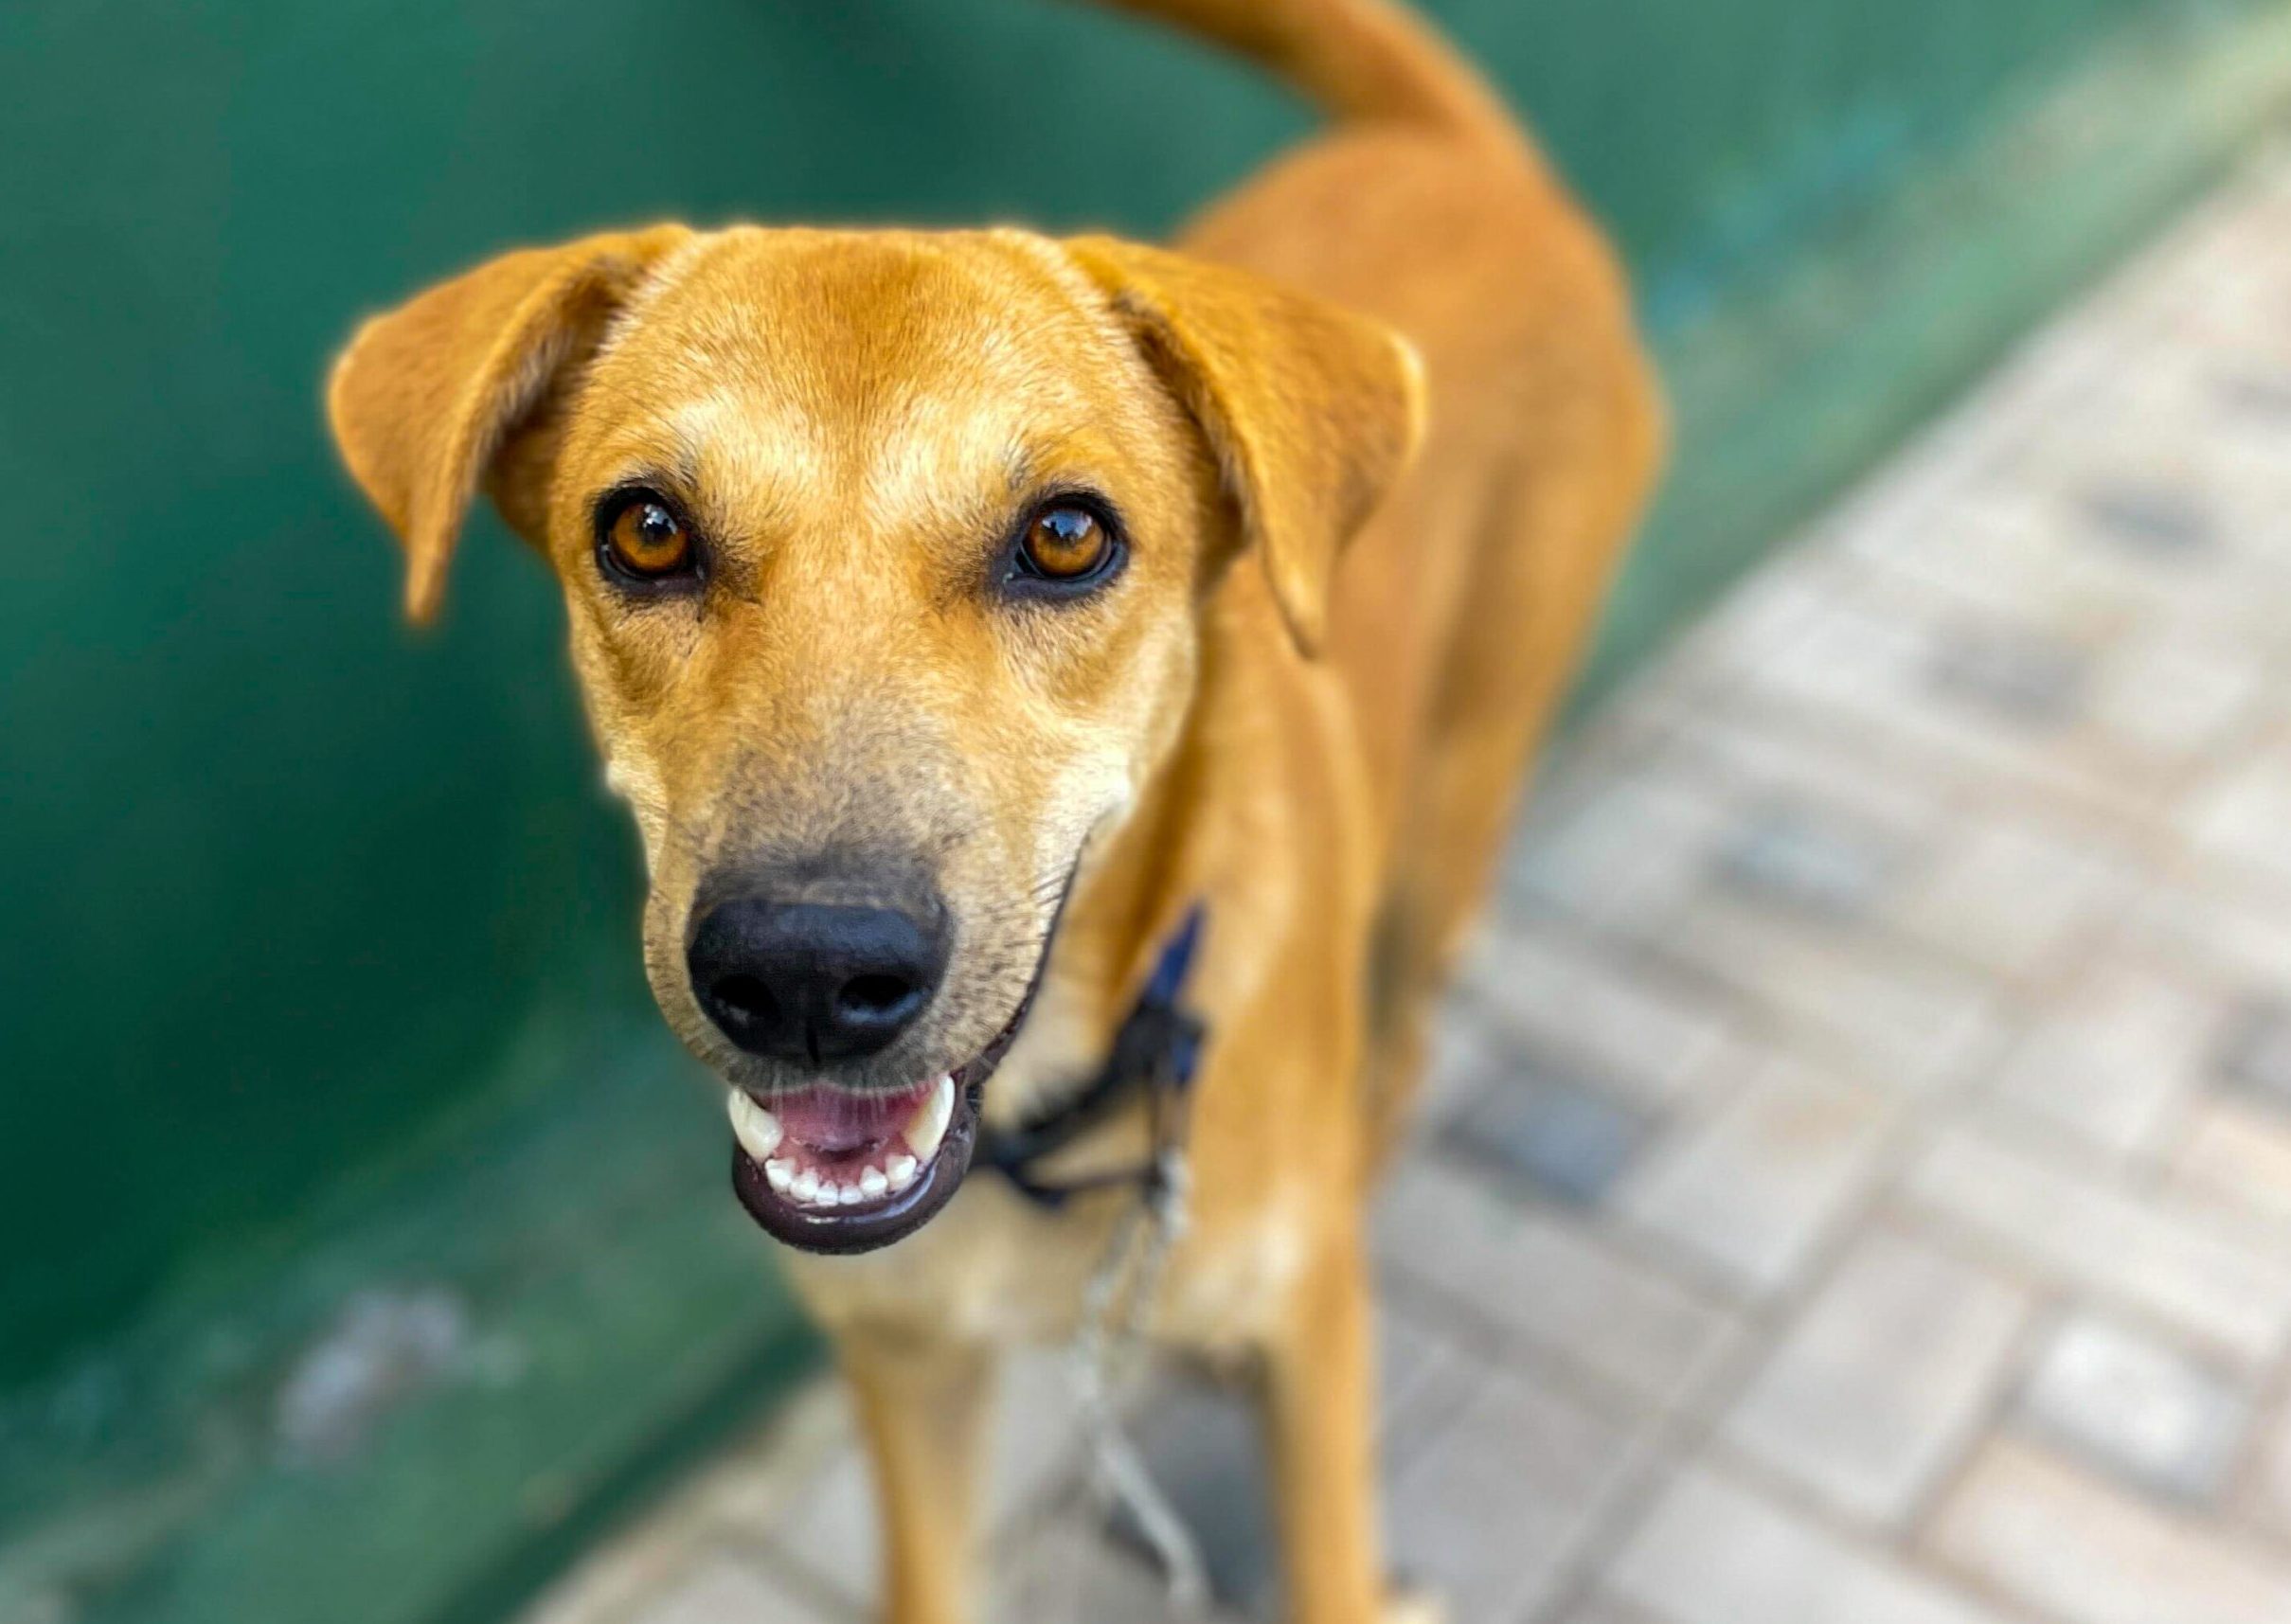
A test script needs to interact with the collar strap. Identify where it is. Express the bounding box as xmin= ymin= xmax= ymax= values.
xmin=975 ymin=904 xmax=1207 ymax=1211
